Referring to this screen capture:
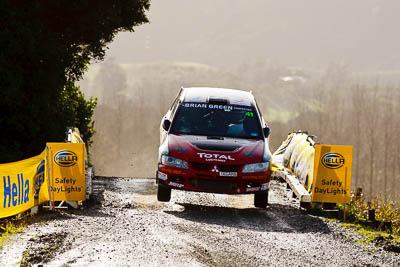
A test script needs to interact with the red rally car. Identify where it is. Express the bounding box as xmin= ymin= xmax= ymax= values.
xmin=156 ymin=87 xmax=272 ymax=208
